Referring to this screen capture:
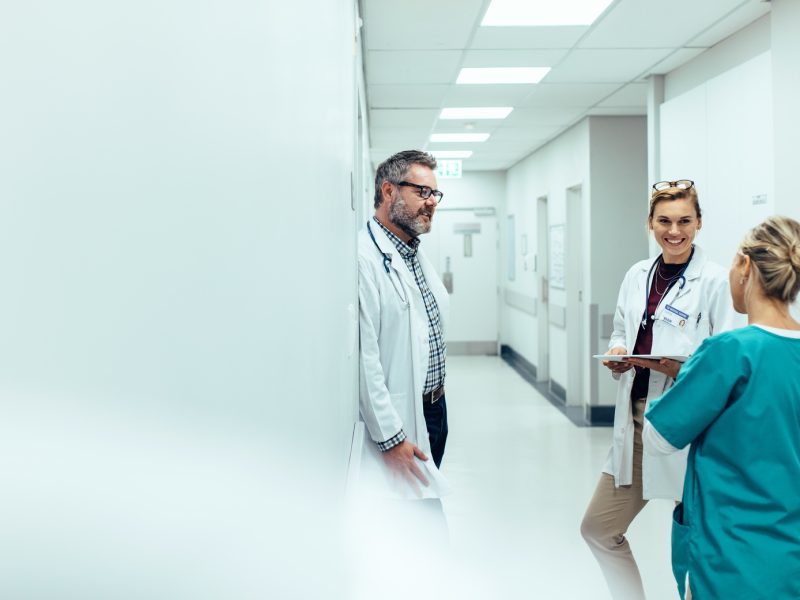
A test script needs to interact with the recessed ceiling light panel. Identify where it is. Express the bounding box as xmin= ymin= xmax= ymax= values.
xmin=430 ymin=133 xmax=490 ymax=143
xmin=456 ymin=67 xmax=550 ymax=85
xmin=440 ymin=107 xmax=513 ymax=120
xmin=481 ymin=0 xmax=613 ymax=26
